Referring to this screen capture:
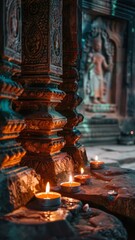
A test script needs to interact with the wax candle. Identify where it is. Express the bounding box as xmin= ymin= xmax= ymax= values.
xmin=90 ymin=155 xmax=104 ymax=170
xmin=74 ymin=168 xmax=91 ymax=185
xmin=60 ymin=175 xmax=80 ymax=193
xmin=35 ymin=182 xmax=61 ymax=209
